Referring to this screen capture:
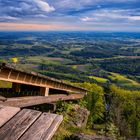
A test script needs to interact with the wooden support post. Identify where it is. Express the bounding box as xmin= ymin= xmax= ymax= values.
xmin=16 ymin=72 xmax=20 ymax=80
xmin=40 ymin=87 xmax=49 ymax=96
xmin=50 ymin=103 xmax=56 ymax=112
xmin=12 ymin=83 xmax=21 ymax=93
xmin=8 ymin=69 xmax=12 ymax=79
